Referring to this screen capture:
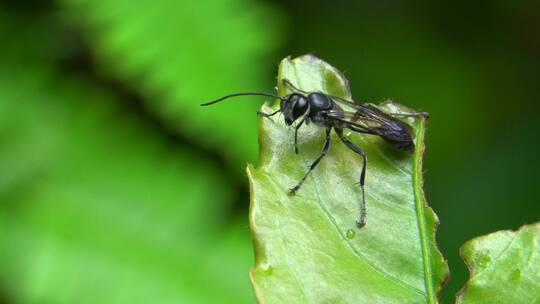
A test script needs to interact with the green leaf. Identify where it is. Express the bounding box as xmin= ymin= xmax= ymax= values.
xmin=247 ymin=55 xmax=449 ymax=303
xmin=456 ymin=222 xmax=540 ymax=303
xmin=58 ymin=0 xmax=282 ymax=167
xmin=0 ymin=13 xmax=253 ymax=304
